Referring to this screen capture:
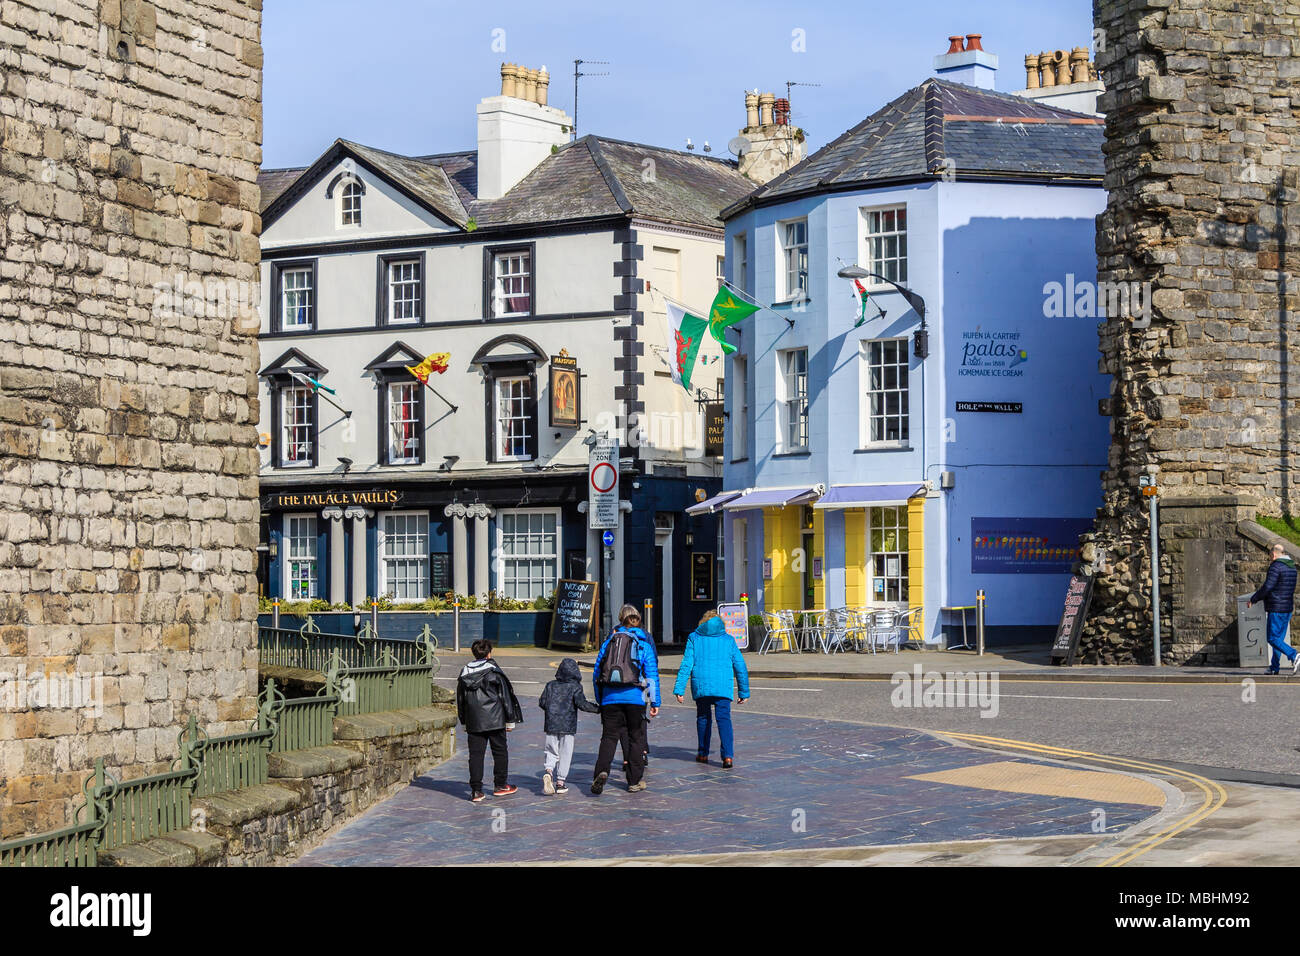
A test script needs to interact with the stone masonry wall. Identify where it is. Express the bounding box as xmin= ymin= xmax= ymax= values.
xmin=1080 ymin=0 xmax=1300 ymax=662
xmin=0 ymin=0 xmax=264 ymax=837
